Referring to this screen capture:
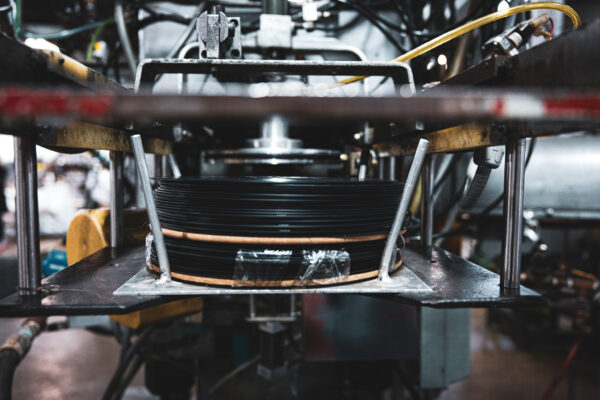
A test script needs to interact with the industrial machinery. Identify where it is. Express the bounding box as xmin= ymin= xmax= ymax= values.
xmin=0 ymin=0 xmax=599 ymax=399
